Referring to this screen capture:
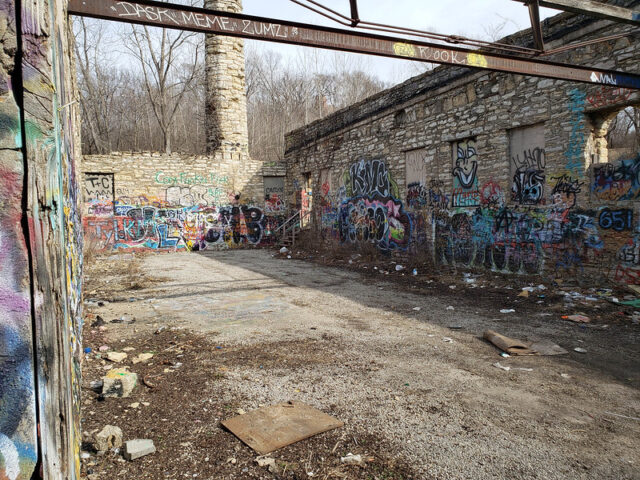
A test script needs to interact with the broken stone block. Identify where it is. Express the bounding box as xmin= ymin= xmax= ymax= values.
xmin=123 ymin=439 xmax=156 ymax=460
xmin=94 ymin=425 xmax=123 ymax=453
xmin=105 ymin=351 xmax=127 ymax=363
xmin=132 ymin=353 xmax=154 ymax=364
xmin=102 ymin=368 xmax=138 ymax=398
